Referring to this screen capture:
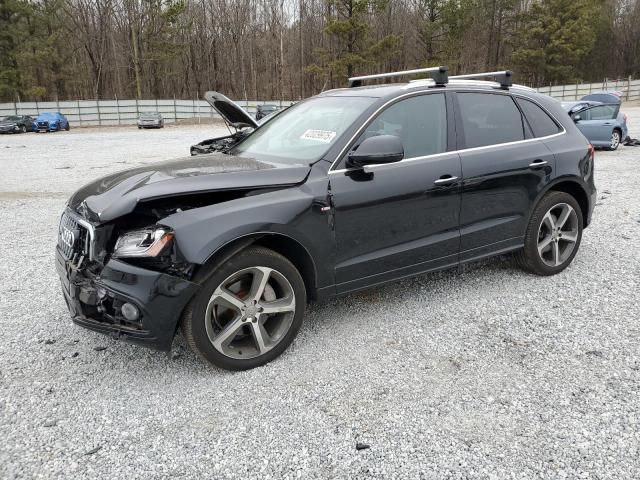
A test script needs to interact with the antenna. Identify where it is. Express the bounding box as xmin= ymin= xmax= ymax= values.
xmin=348 ymin=66 xmax=448 ymax=88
